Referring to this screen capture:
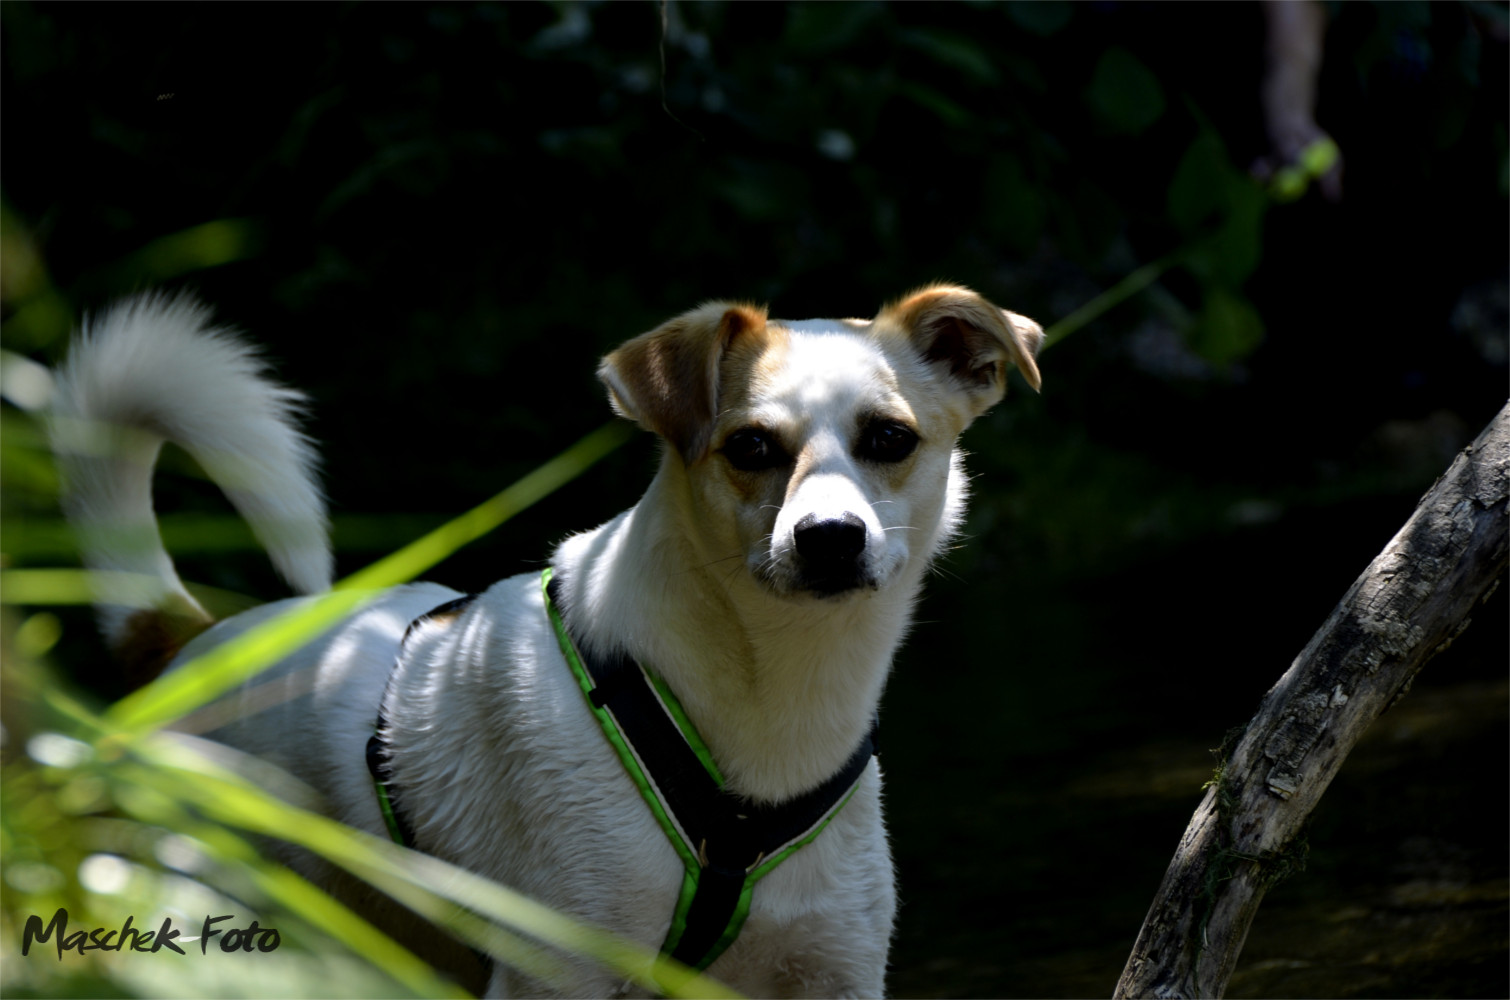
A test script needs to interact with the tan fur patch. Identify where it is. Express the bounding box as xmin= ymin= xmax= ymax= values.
xmin=877 ymin=284 xmax=1043 ymax=394
xmin=599 ymin=301 xmax=770 ymax=461
xmin=113 ymin=601 xmax=214 ymax=690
